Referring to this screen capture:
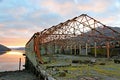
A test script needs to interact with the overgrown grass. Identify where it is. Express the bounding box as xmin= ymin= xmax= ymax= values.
xmin=42 ymin=54 xmax=120 ymax=79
